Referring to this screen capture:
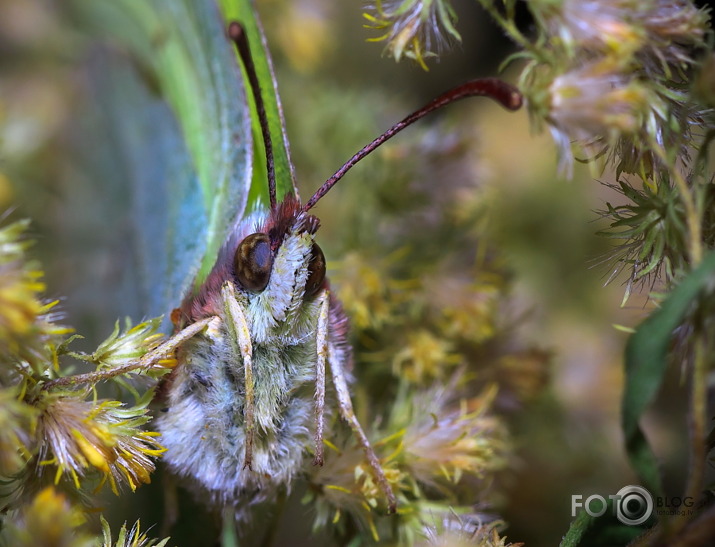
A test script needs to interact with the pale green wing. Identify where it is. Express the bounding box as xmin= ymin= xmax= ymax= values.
xmin=219 ymin=0 xmax=298 ymax=209
xmin=72 ymin=0 xmax=296 ymax=317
